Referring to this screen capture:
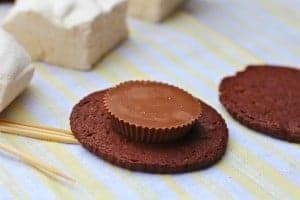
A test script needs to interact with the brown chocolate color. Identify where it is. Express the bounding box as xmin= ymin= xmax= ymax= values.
xmin=104 ymin=81 xmax=202 ymax=143
xmin=70 ymin=90 xmax=228 ymax=173
xmin=104 ymin=81 xmax=201 ymax=128
xmin=220 ymin=65 xmax=300 ymax=143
